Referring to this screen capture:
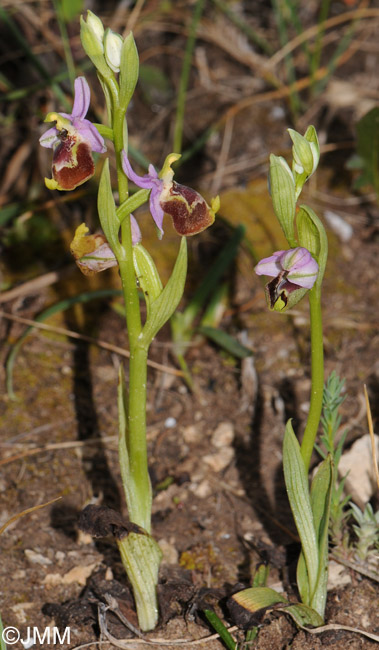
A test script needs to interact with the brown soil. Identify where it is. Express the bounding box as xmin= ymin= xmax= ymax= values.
xmin=0 ymin=1 xmax=379 ymax=649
